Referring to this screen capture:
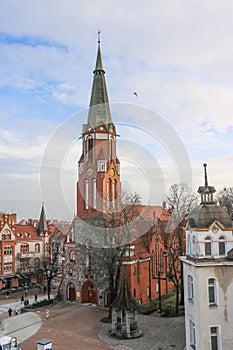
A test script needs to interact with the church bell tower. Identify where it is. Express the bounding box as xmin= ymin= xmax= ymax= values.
xmin=77 ymin=34 xmax=121 ymax=217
